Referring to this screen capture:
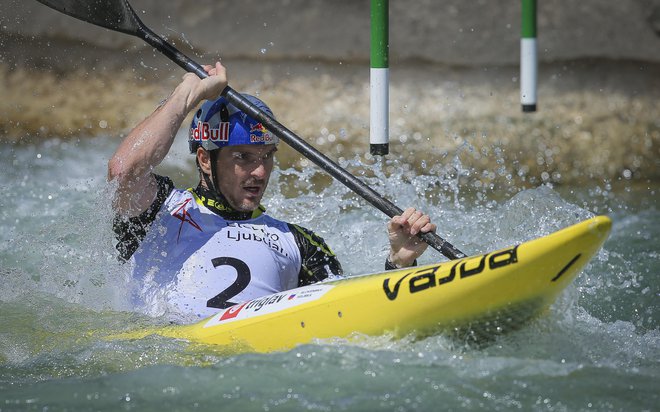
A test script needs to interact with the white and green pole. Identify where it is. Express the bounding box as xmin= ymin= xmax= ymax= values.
xmin=520 ymin=0 xmax=537 ymax=112
xmin=370 ymin=0 xmax=389 ymax=155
